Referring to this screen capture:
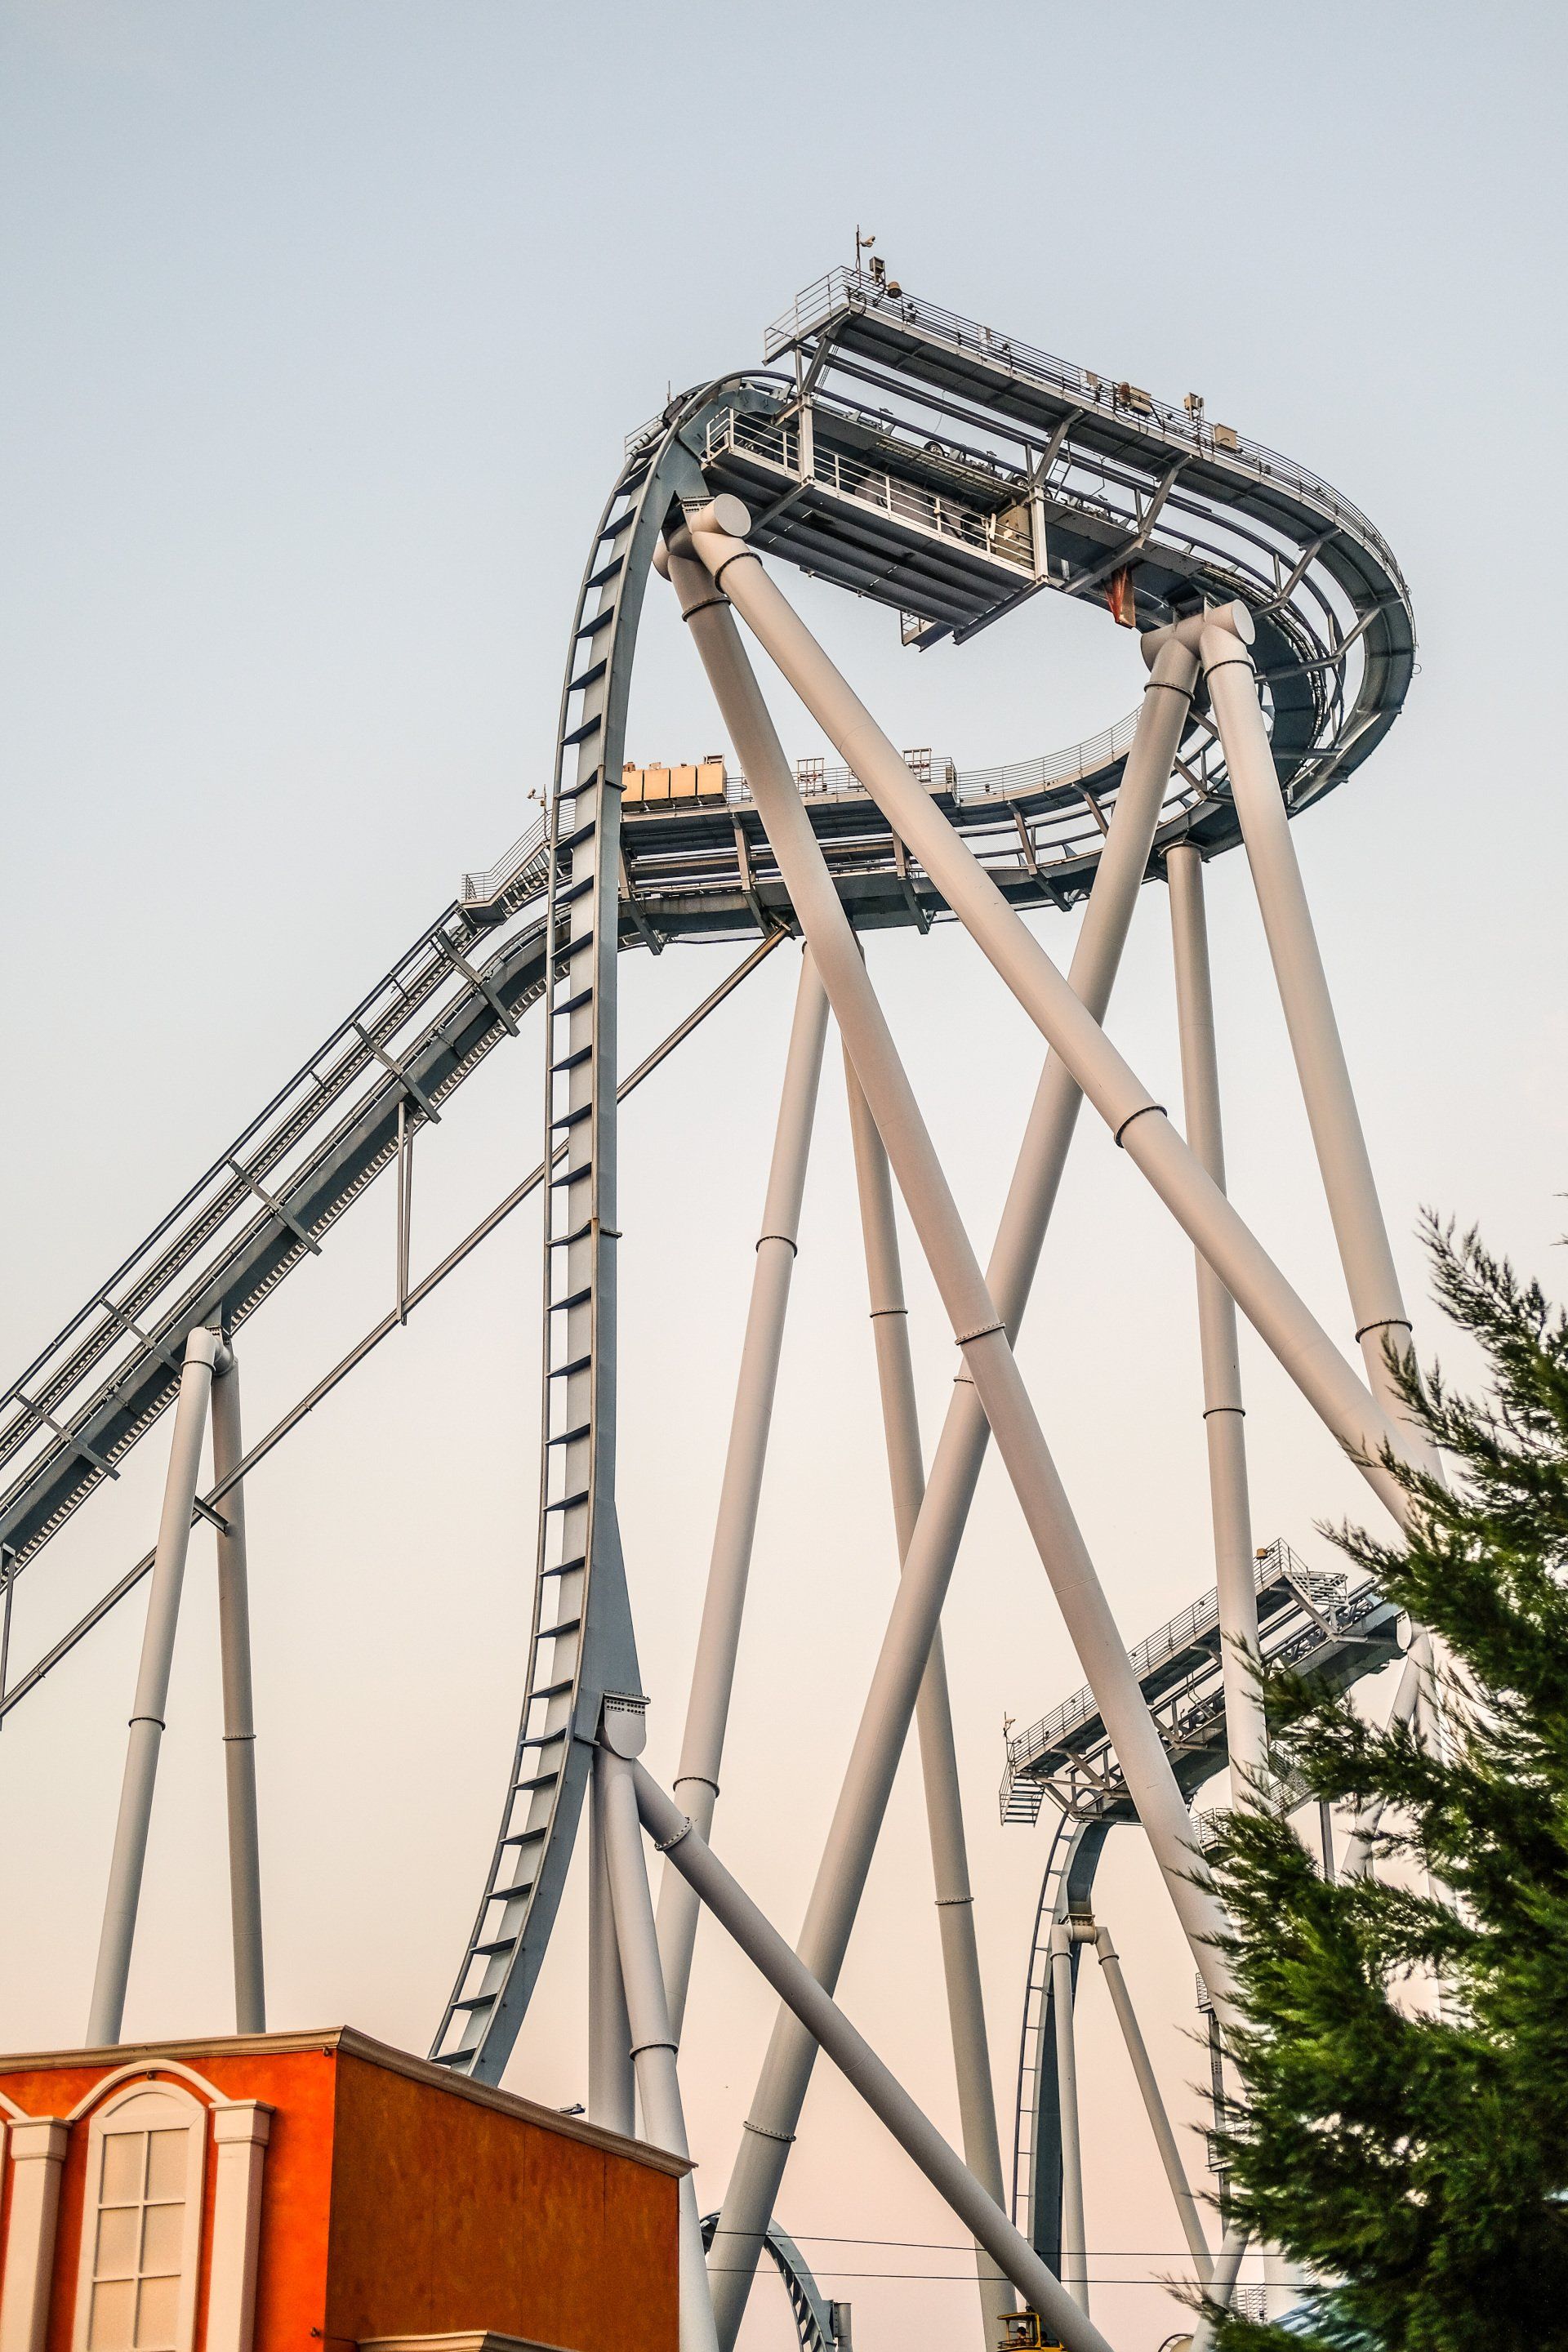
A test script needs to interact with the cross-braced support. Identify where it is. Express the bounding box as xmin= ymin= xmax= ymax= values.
xmin=635 ymin=1762 xmax=1114 ymax=2352
xmin=663 ymin=521 xmax=1214 ymax=2343
xmin=681 ymin=503 xmax=1415 ymax=1532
